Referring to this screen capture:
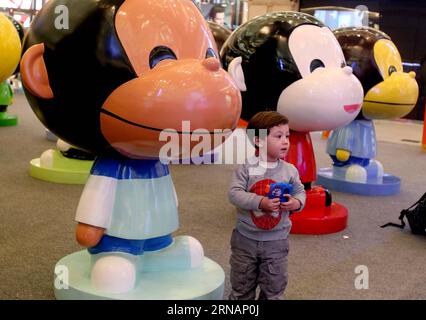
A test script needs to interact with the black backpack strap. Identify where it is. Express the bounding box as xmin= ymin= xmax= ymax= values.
xmin=380 ymin=210 xmax=407 ymax=229
xmin=406 ymin=192 xmax=426 ymax=210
